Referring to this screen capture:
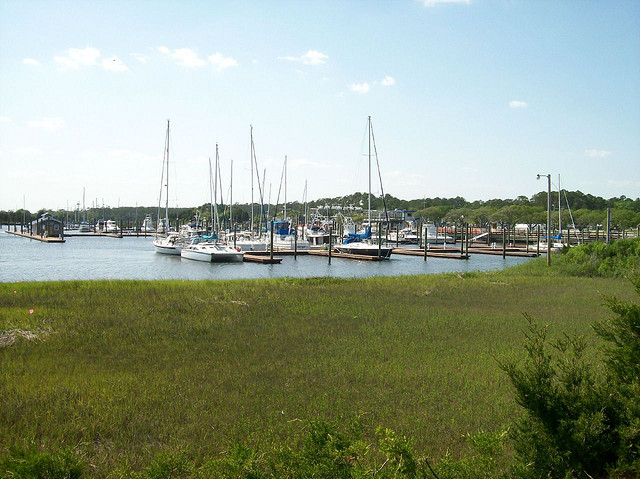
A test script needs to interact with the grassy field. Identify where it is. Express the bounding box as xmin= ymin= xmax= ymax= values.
xmin=0 ymin=266 xmax=636 ymax=476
